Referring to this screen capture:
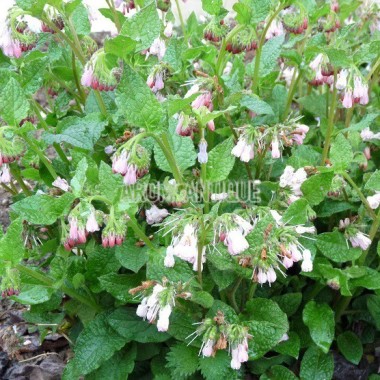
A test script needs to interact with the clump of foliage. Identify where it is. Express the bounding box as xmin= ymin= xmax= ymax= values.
xmin=0 ymin=0 xmax=379 ymax=378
